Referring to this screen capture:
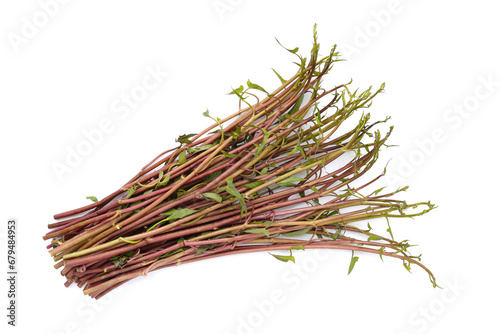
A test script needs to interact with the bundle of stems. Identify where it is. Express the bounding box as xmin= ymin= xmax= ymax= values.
xmin=45 ymin=28 xmax=436 ymax=298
